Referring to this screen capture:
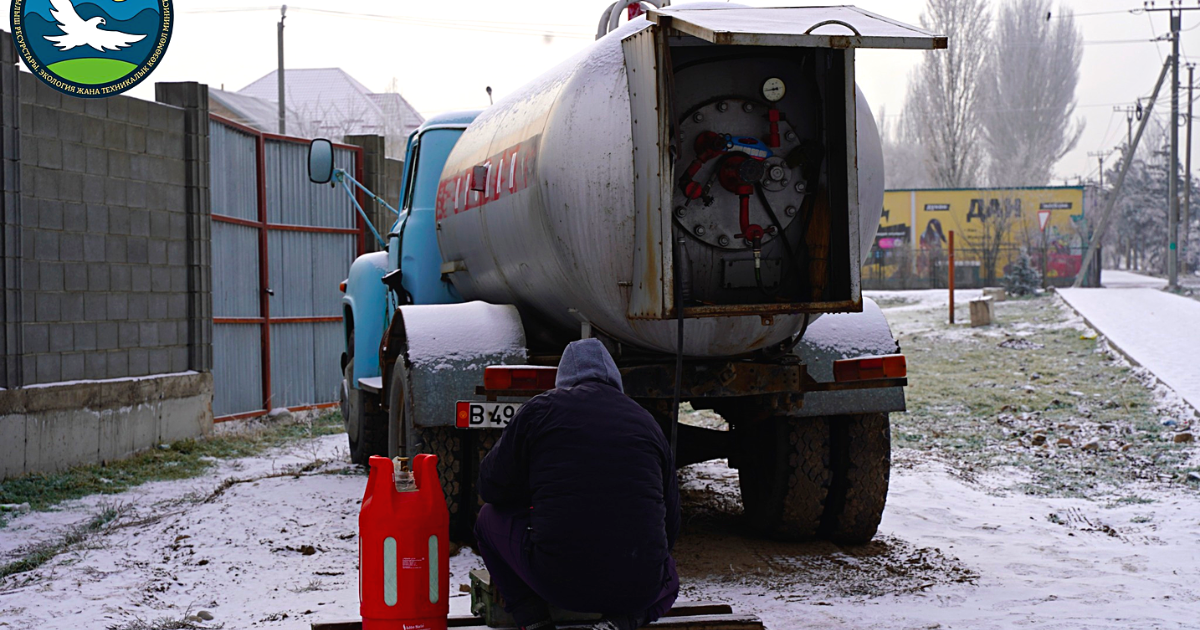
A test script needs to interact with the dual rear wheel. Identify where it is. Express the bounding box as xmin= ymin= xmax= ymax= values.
xmin=736 ymin=413 xmax=890 ymax=544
